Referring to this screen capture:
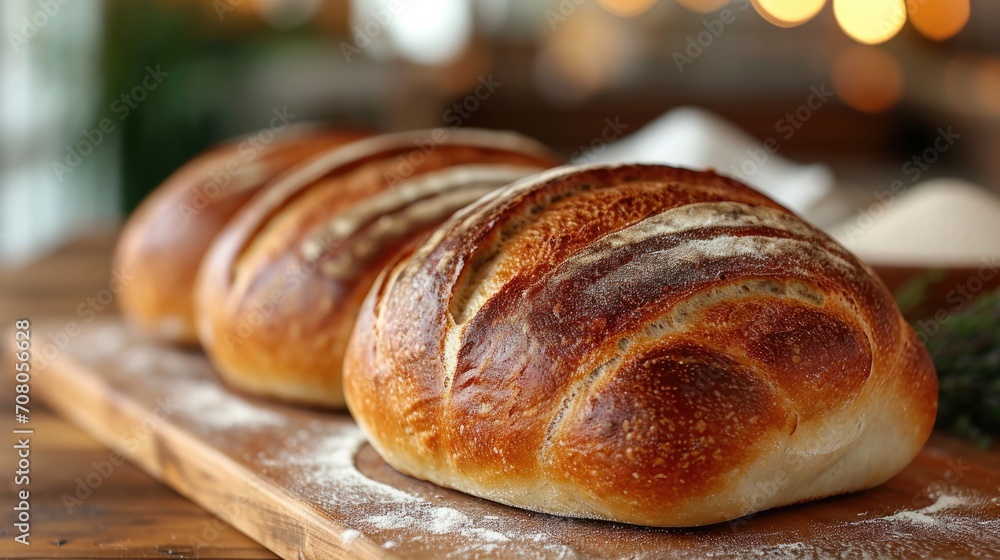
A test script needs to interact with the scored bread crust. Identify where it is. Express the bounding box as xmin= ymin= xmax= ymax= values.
xmin=343 ymin=163 xmax=938 ymax=527
xmin=195 ymin=129 xmax=561 ymax=407
xmin=114 ymin=128 xmax=367 ymax=344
